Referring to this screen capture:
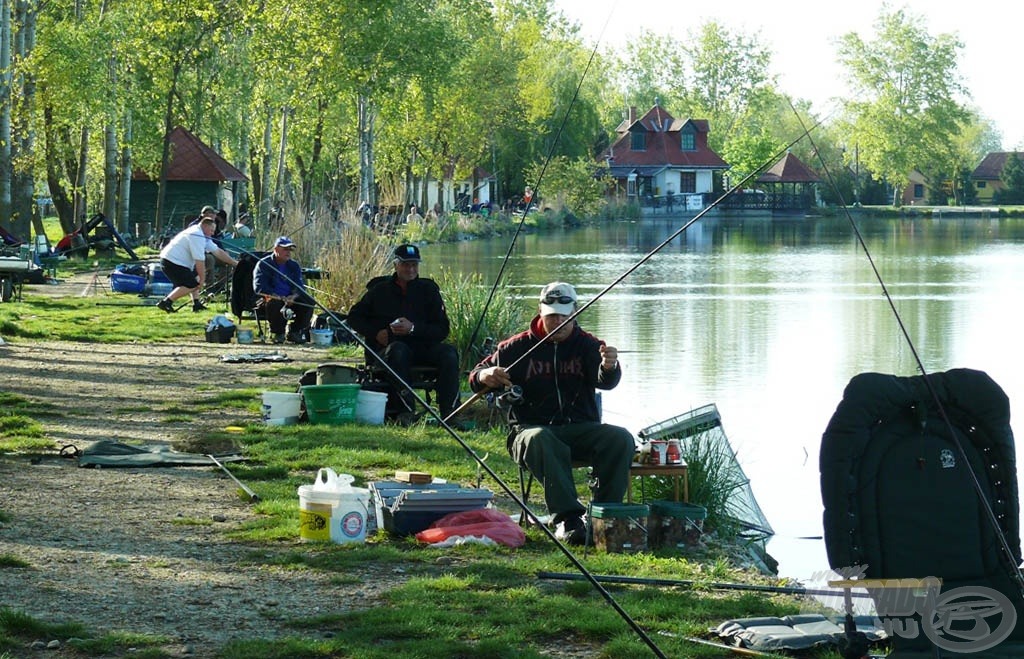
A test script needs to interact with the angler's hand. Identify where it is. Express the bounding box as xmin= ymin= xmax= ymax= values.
xmin=600 ymin=345 xmax=619 ymax=370
xmin=390 ymin=317 xmax=413 ymax=336
xmin=375 ymin=329 xmax=390 ymax=347
xmin=478 ymin=366 xmax=512 ymax=389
